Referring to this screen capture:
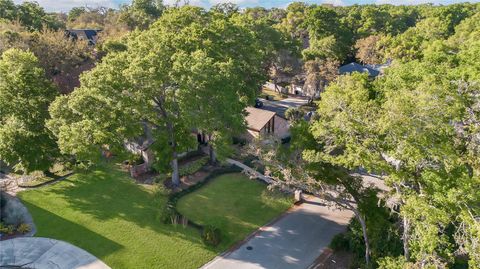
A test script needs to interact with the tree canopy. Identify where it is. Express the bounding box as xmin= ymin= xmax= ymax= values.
xmin=0 ymin=48 xmax=58 ymax=172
